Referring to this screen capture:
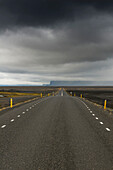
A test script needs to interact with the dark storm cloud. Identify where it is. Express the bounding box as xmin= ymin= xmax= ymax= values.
xmin=0 ymin=0 xmax=113 ymax=85
xmin=0 ymin=0 xmax=113 ymax=29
